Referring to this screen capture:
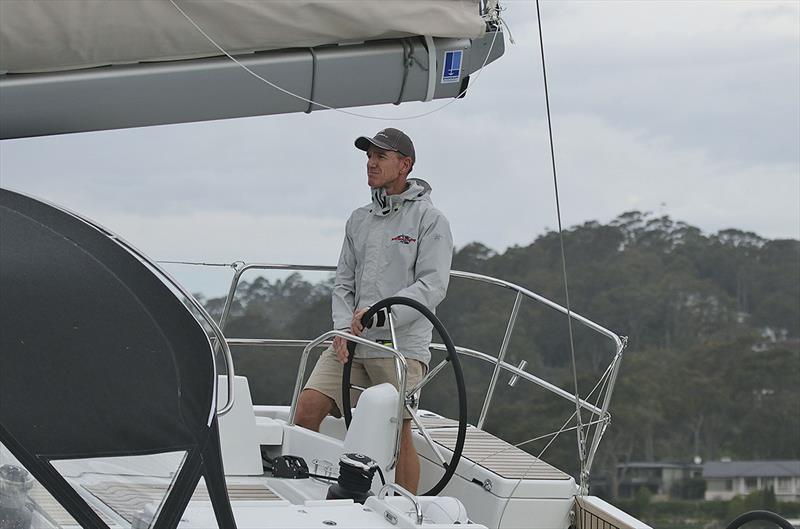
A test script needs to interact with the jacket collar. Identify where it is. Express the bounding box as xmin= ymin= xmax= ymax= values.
xmin=370 ymin=178 xmax=431 ymax=217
